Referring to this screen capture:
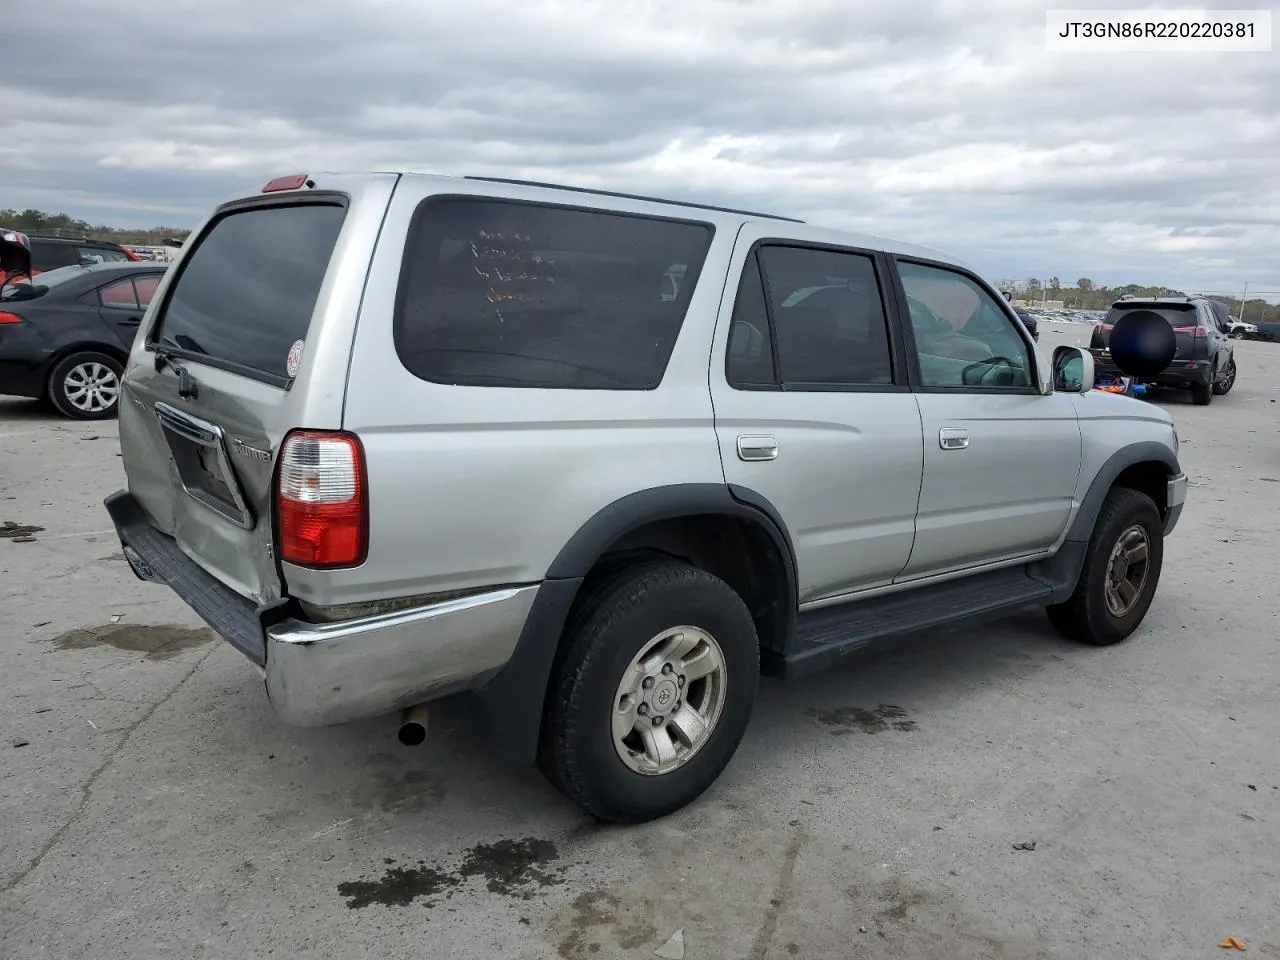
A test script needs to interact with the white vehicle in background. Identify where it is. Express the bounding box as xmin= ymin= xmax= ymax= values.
xmin=1224 ymin=317 xmax=1257 ymax=339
